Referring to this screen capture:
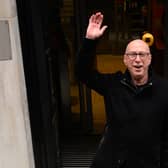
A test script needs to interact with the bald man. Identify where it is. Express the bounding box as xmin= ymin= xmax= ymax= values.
xmin=76 ymin=12 xmax=168 ymax=168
